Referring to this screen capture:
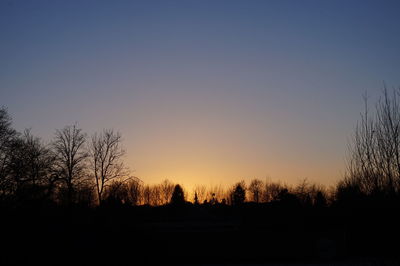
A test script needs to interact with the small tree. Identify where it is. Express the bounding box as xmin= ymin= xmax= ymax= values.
xmin=249 ymin=179 xmax=263 ymax=203
xmin=232 ymin=182 xmax=246 ymax=206
xmin=151 ymin=184 xmax=162 ymax=206
xmin=142 ymin=185 xmax=152 ymax=205
xmin=170 ymin=184 xmax=185 ymax=205
xmin=126 ymin=177 xmax=143 ymax=206
xmin=160 ymin=179 xmax=175 ymax=205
